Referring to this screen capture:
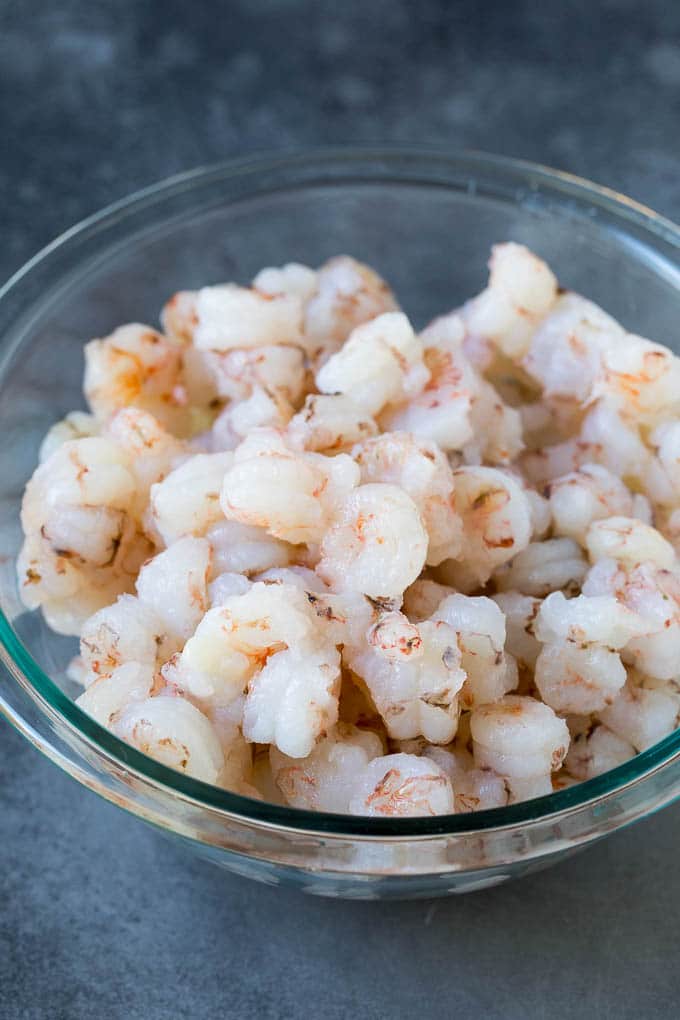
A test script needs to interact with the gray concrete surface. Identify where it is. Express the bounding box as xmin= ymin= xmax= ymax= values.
xmin=1 ymin=1 xmax=679 ymax=1016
